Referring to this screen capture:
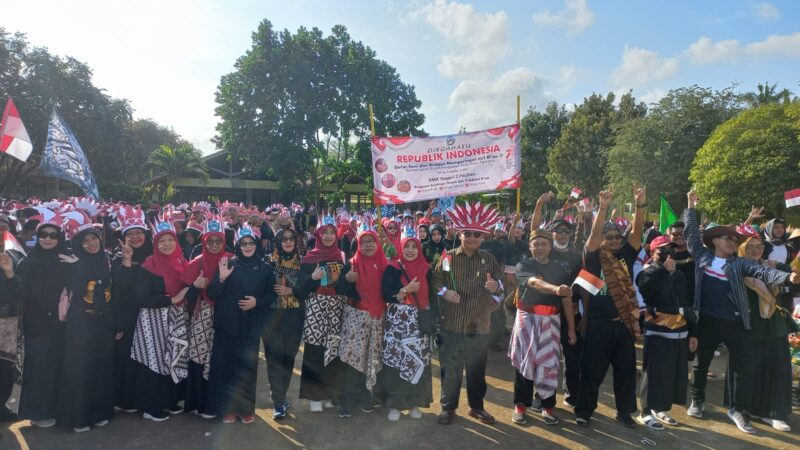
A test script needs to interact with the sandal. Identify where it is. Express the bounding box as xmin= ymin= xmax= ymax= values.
xmin=636 ymin=414 xmax=664 ymax=430
xmin=652 ymin=410 xmax=677 ymax=426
